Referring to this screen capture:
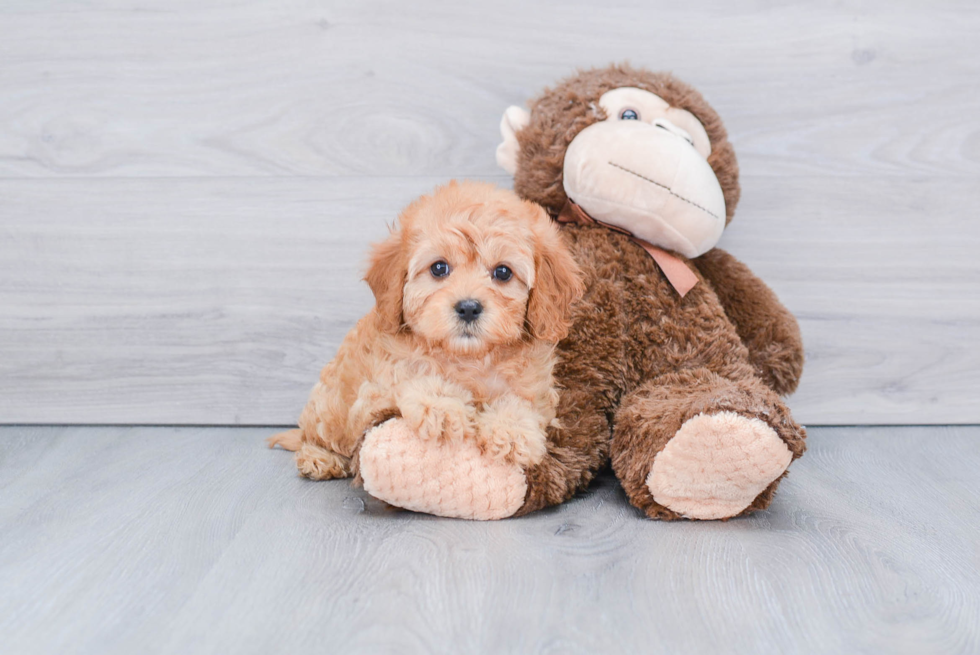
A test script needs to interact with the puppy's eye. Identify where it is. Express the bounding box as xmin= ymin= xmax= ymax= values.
xmin=492 ymin=265 xmax=513 ymax=282
xmin=619 ymin=109 xmax=639 ymax=120
xmin=430 ymin=261 xmax=450 ymax=278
